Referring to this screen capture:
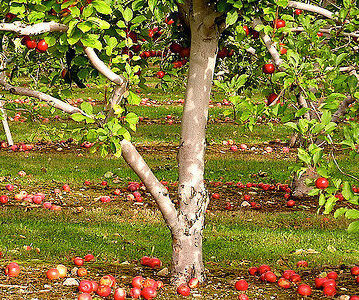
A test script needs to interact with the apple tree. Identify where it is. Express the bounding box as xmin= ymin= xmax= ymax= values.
xmin=0 ymin=0 xmax=358 ymax=285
